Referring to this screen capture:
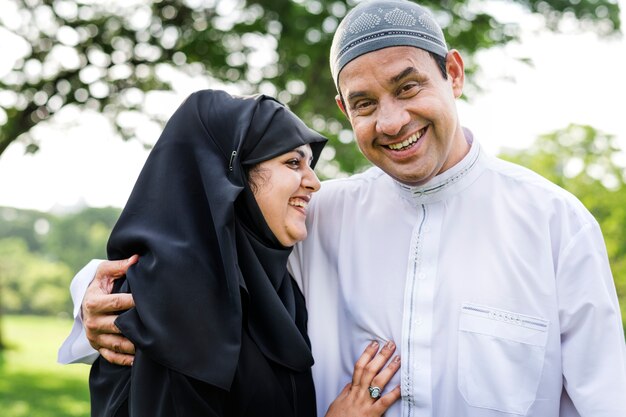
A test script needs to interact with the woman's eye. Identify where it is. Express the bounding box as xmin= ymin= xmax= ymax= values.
xmin=286 ymin=159 xmax=300 ymax=168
